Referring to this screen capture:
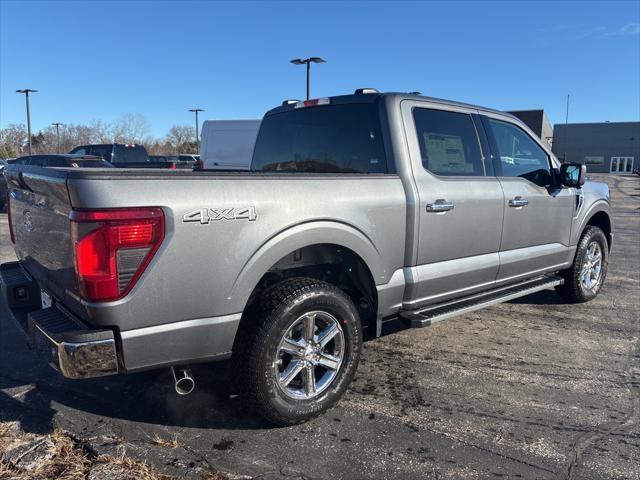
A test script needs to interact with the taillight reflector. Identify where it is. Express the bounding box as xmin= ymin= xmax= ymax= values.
xmin=70 ymin=208 xmax=164 ymax=302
